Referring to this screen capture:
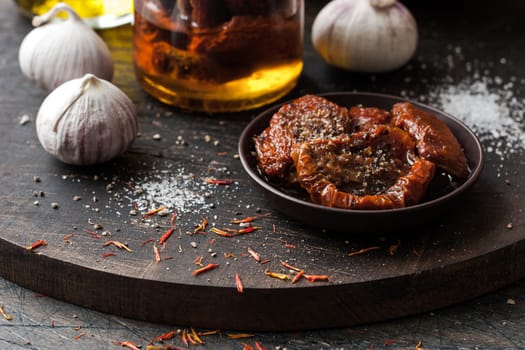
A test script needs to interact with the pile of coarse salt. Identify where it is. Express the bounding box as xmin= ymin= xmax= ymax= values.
xmin=427 ymin=74 xmax=524 ymax=159
xmin=124 ymin=168 xmax=212 ymax=215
